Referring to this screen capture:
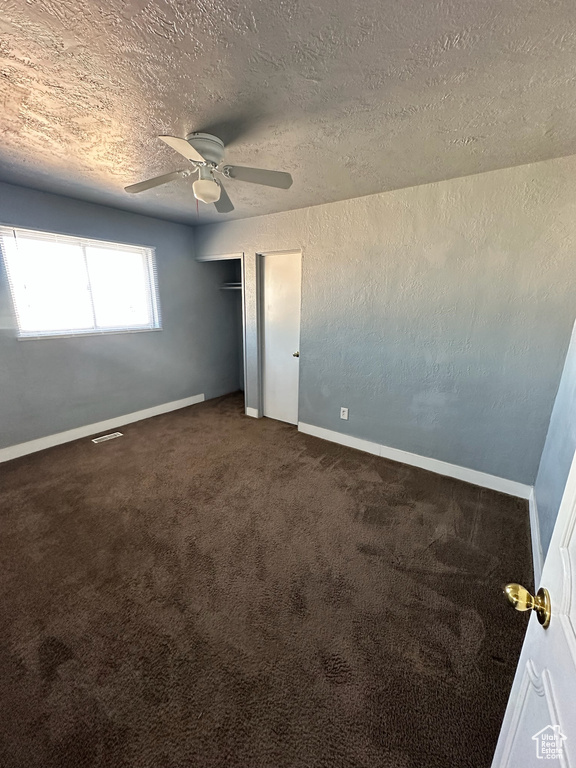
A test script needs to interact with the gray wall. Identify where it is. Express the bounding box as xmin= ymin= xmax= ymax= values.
xmin=195 ymin=155 xmax=576 ymax=485
xmin=534 ymin=320 xmax=576 ymax=556
xmin=0 ymin=181 xmax=239 ymax=448
xmin=236 ymin=292 xmax=244 ymax=391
